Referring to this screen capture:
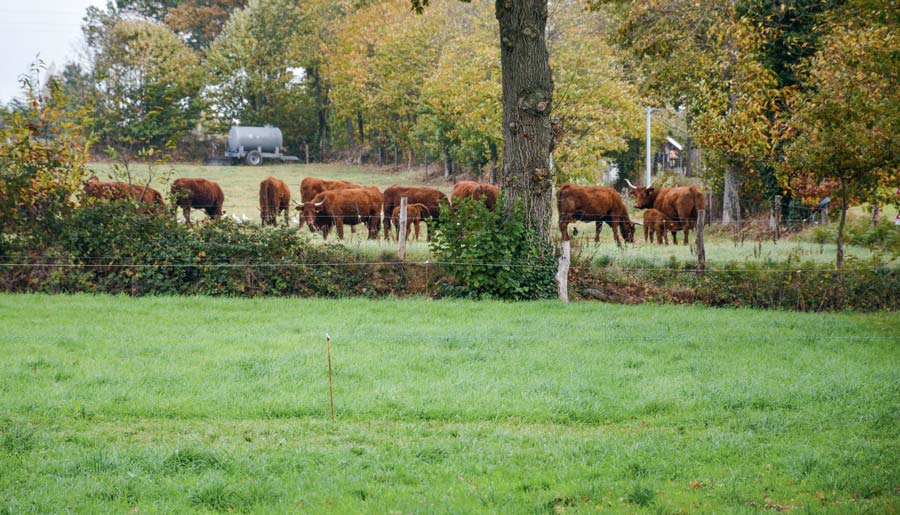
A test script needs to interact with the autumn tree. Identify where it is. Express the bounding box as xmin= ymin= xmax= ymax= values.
xmin=781 ymin=5 xmax=900 ymax=268
xmin=413 ymin=0 xmax=555 ymax=240
xmin=416 ymin=2 xmax=502 ymax=178
xmin=548 ymin=1 xmax=642 ymax=183
xmin=166 ymin=0 xmax=248 ymax=49
xmin=605 ymin=0 xmax=783 ymax=223
xmin=0 ymin=71 xmax=91 ymax=245
xmin=326 ymin=0 xmax=447 ymax=166
xmin=88 ymin=19 xmax=206 ymax=152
